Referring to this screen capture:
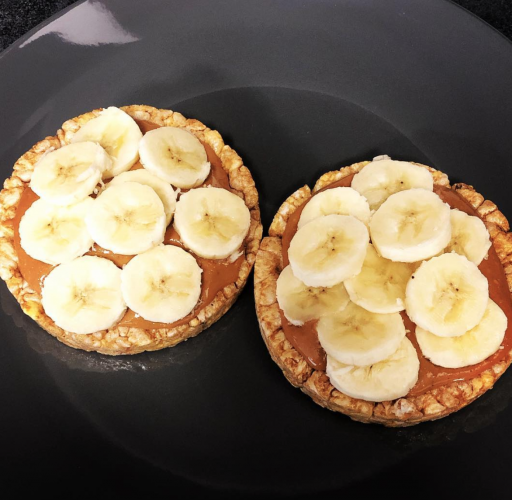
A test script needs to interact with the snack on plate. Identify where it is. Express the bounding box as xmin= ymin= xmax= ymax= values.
xmin=254 ymin=156 xmax=512 ymax=426
xmin=0 ymin=105 xmax=262 ymax=354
